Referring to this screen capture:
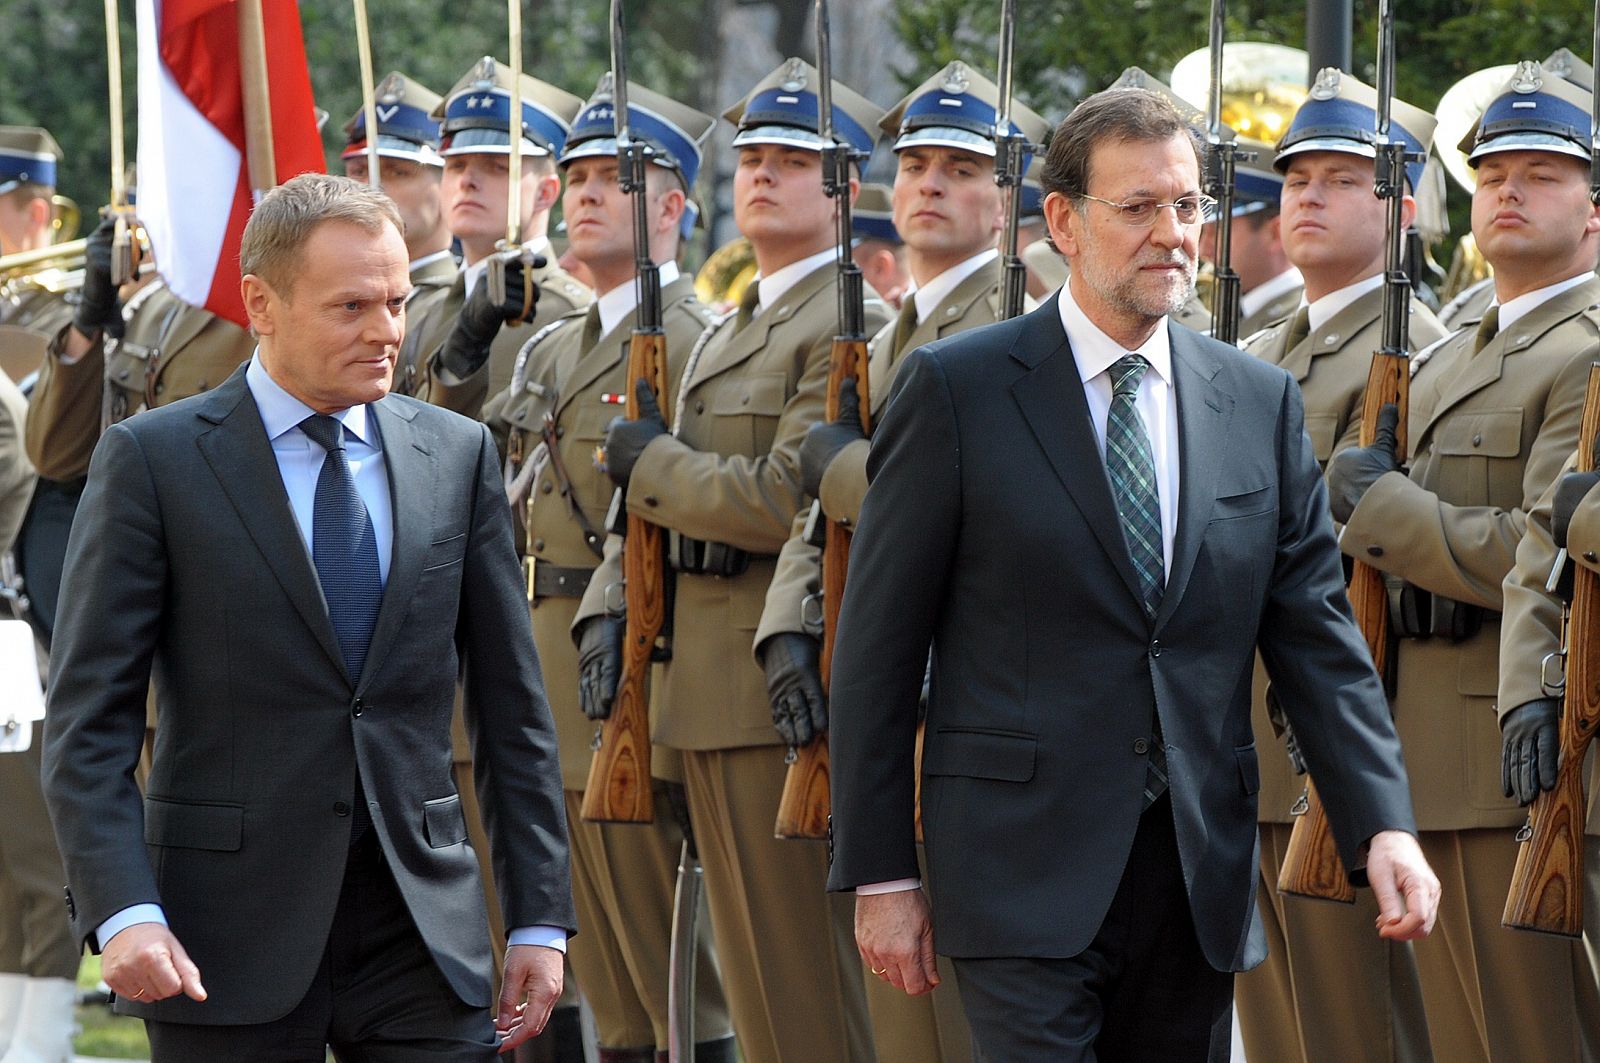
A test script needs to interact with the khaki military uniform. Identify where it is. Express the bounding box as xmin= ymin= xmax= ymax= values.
xmin=1234 ymin=282 xmax=1444 ymax=1063
xmin=494 ymin=274 xmax=732 ymax=1052
xmin=0 ymin=369 xmax=32 ymax=549
xmin=0 ymin=283 xmax=74 ymax=383
xmin=1438 ymin=276 xmax=1496 ymax=333
xmin=1340 ymin=275 xmax=1600 ymax=1063
xmin=1173 ymin=288 xmax=1211 ymax=334
xmin=577 ymin=261 xmax=888 ymax=1063
xmin=394 ymin=252 xmax=457 ymax=397
xmin=1238 ymin=279 xmax=1304 ymax=339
